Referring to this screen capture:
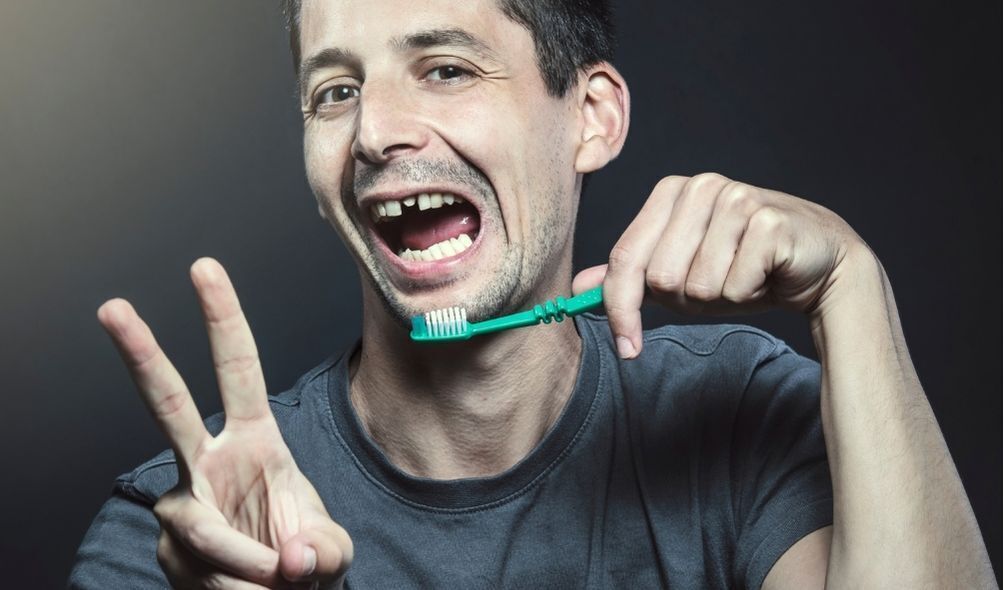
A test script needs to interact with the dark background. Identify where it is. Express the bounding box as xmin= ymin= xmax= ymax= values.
xmin=0 ymin=1 xmax=998 ymax=586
